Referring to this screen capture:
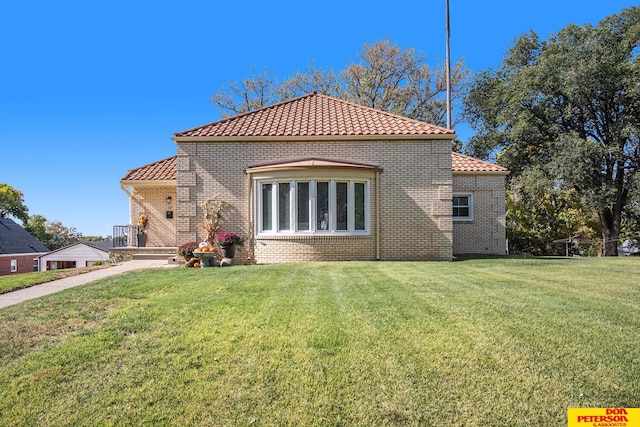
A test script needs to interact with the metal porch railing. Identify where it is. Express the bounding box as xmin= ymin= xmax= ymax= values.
xmin=112 ymin=225 xmax=143 ymax=247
